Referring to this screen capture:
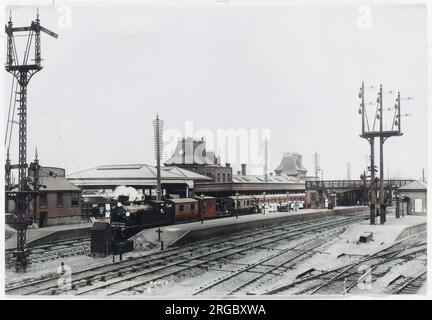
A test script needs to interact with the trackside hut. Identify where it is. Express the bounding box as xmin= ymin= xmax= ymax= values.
xmin=397 ymin=180 xmax=427 ymax=215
